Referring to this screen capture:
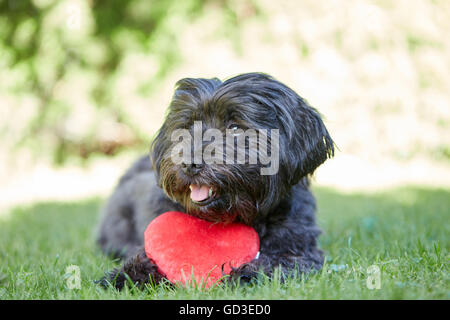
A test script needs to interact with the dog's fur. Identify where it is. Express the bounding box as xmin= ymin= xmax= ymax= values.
xmin=97 ymin=73 xmax=334 ymax=289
